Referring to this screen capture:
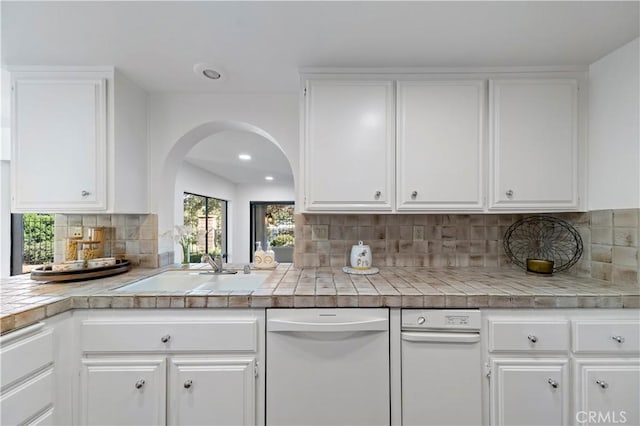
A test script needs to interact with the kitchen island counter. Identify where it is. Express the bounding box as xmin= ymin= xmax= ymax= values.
xmin=1 ymin=264 xmax=638 ymax=334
